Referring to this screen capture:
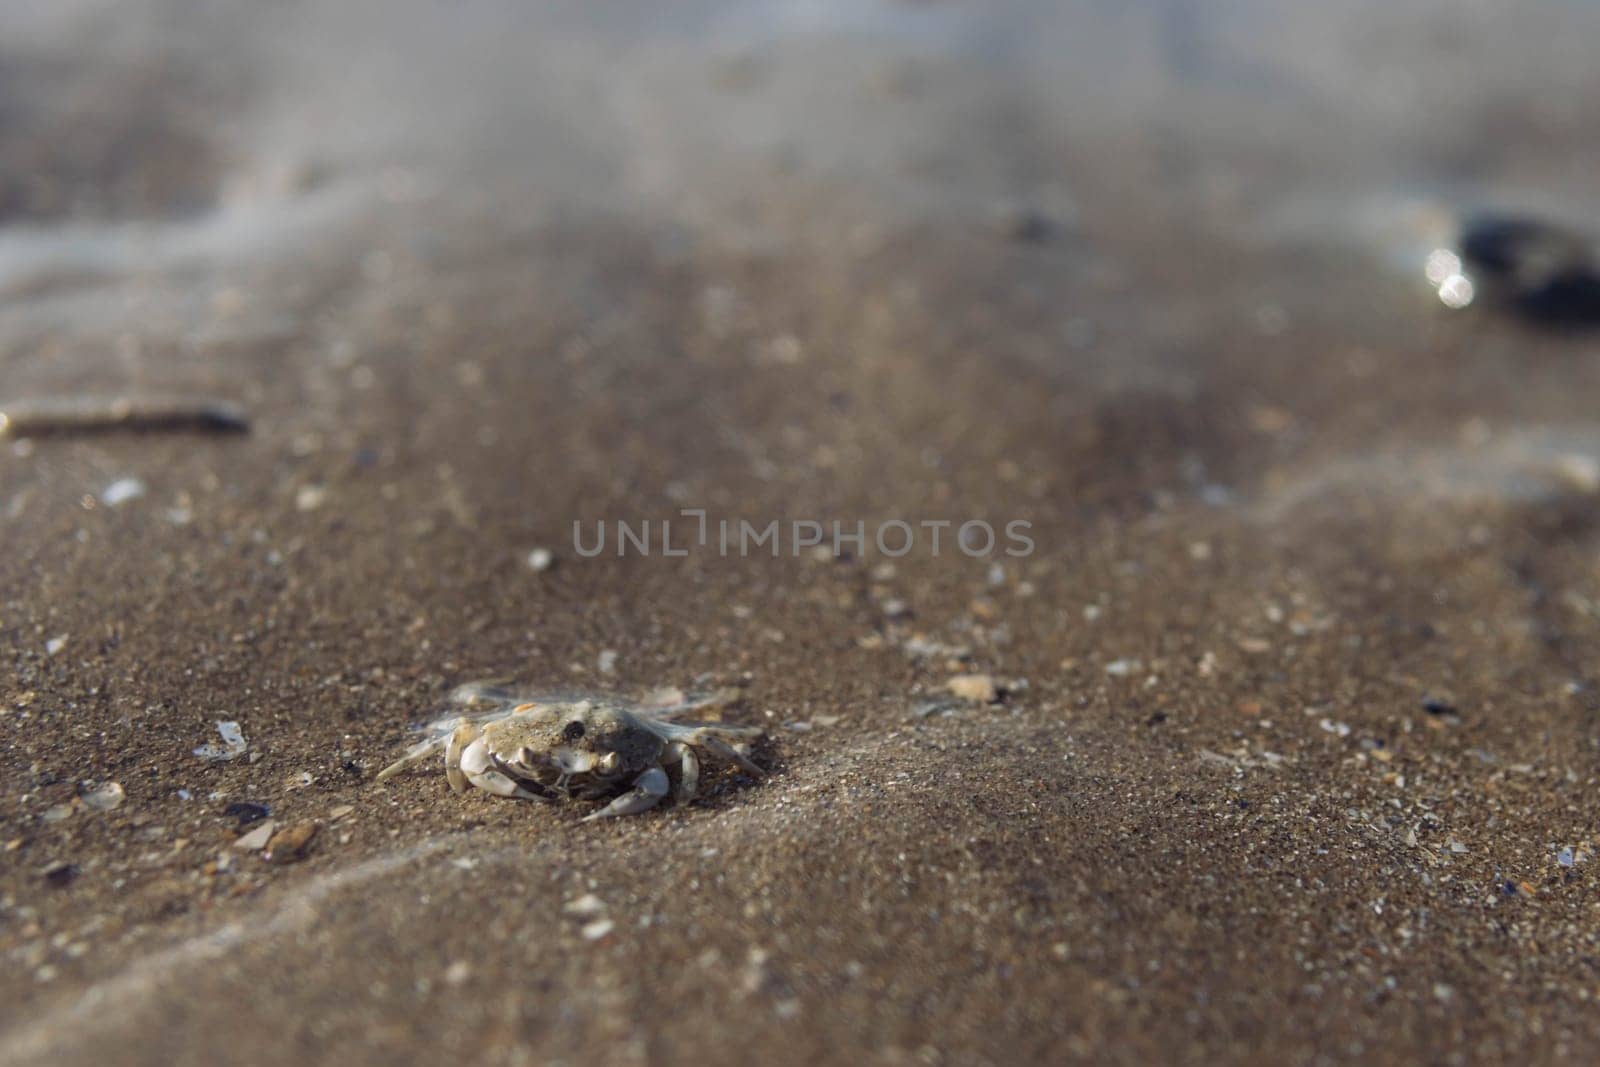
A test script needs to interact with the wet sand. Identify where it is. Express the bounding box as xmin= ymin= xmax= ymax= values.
xmin=4 ymin=3 xmax=1600 ymax=1064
